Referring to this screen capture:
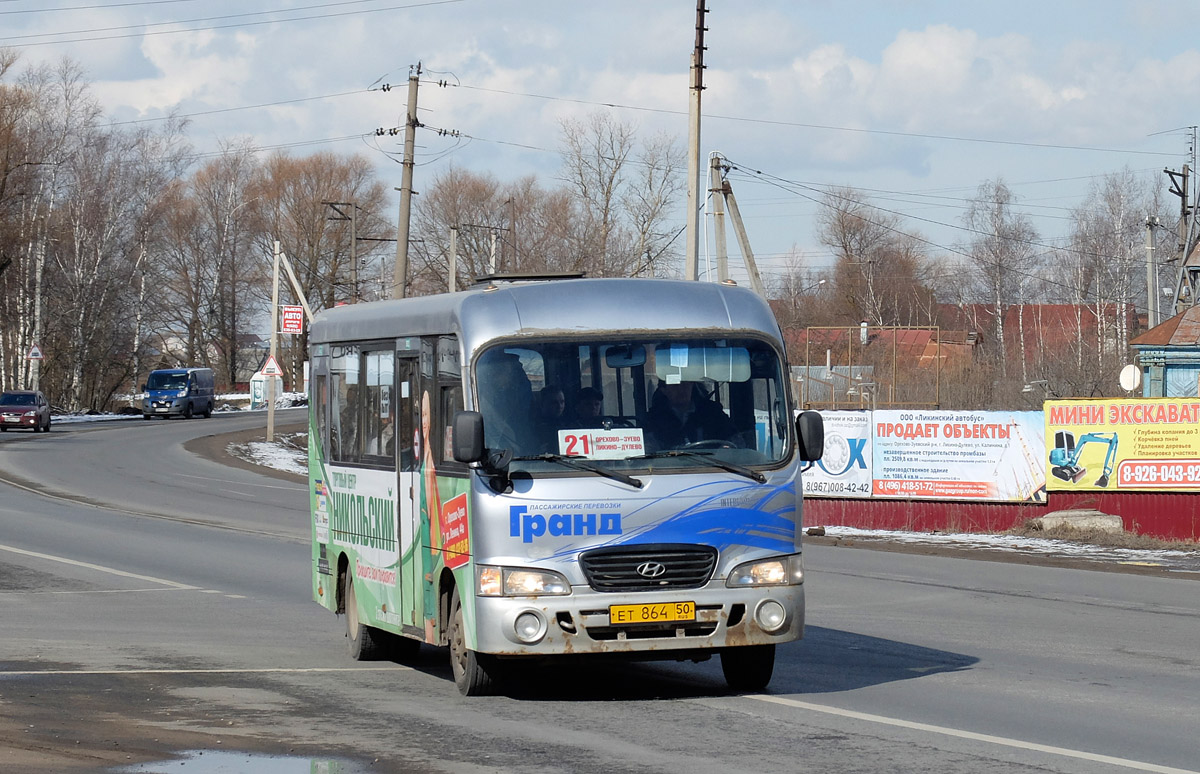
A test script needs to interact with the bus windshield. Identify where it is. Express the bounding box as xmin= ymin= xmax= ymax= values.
xmin=474 ymin=337 xmax=790 ymax=473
